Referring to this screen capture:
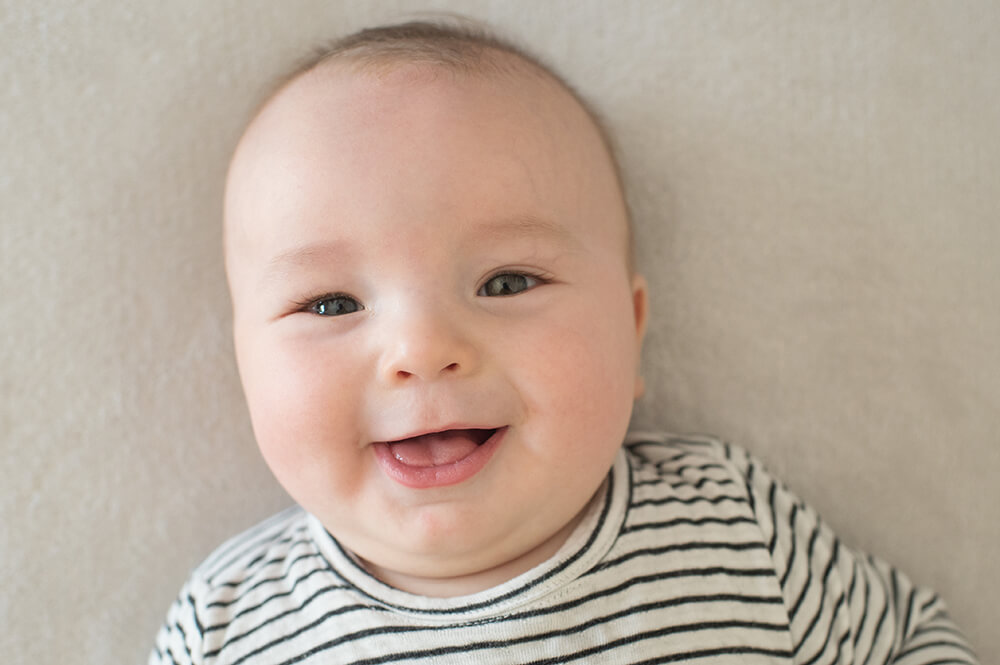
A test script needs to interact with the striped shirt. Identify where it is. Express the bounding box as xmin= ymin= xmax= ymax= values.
xmin=150 ymin=433 xmax=978 ymax=664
